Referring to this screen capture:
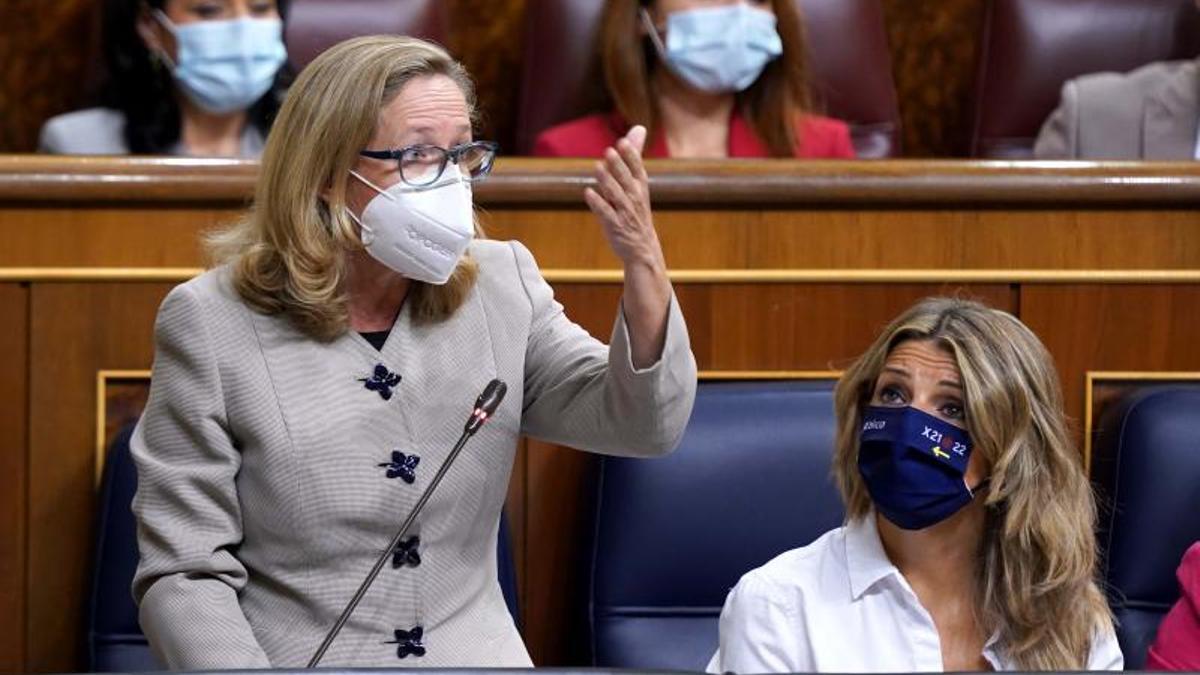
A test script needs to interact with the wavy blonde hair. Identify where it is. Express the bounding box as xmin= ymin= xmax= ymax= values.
xmin=208 ymin=36 xmax=480 ymax=341
xmin=832 ymin=297 xmax=1113 ymax=670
